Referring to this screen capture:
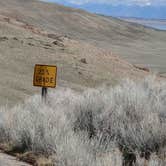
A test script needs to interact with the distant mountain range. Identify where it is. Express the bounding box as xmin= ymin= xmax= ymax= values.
xmin=44 ymin=1 xmax=166 ymax=19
